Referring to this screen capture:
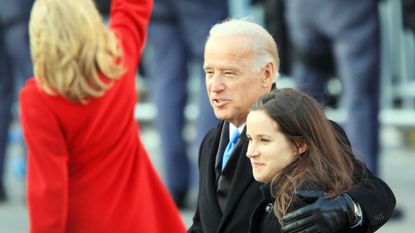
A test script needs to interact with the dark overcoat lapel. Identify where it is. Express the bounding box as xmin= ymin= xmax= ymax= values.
xmin=196 ymin=121 xmax=263 ymax=233
xmin=218 ymin=130 xmax=257 ymax=230
xmin=201 ymin=123 xmax=223 ymax=227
